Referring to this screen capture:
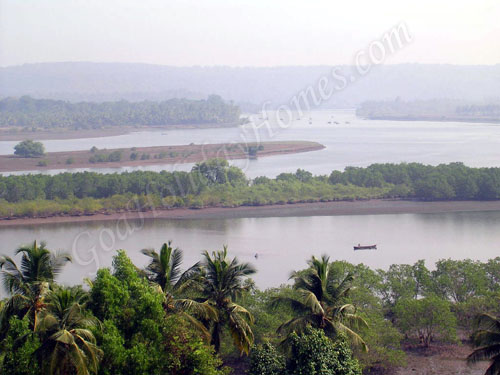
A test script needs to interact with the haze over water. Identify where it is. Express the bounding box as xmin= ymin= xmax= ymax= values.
xmin=2 ymin=110 xmax=500 ymax=177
